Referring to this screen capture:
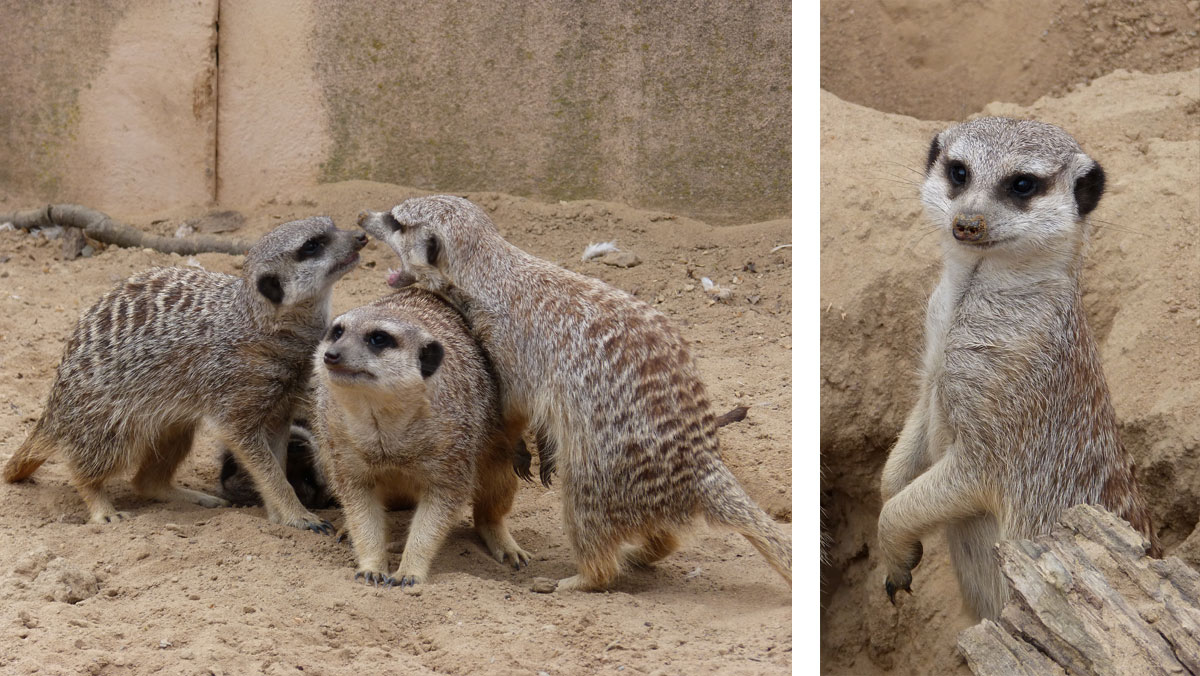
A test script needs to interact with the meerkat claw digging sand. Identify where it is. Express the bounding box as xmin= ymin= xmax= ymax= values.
xmin=311 ymin=288 xmax=531 ymax=588
xmin=359 ymin=197 xmax=790 ymax=592
xmin=4 ymin=216 xmax=366 ymax=530
xmin=878 ymin=117 xmax=1160 ymax=620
